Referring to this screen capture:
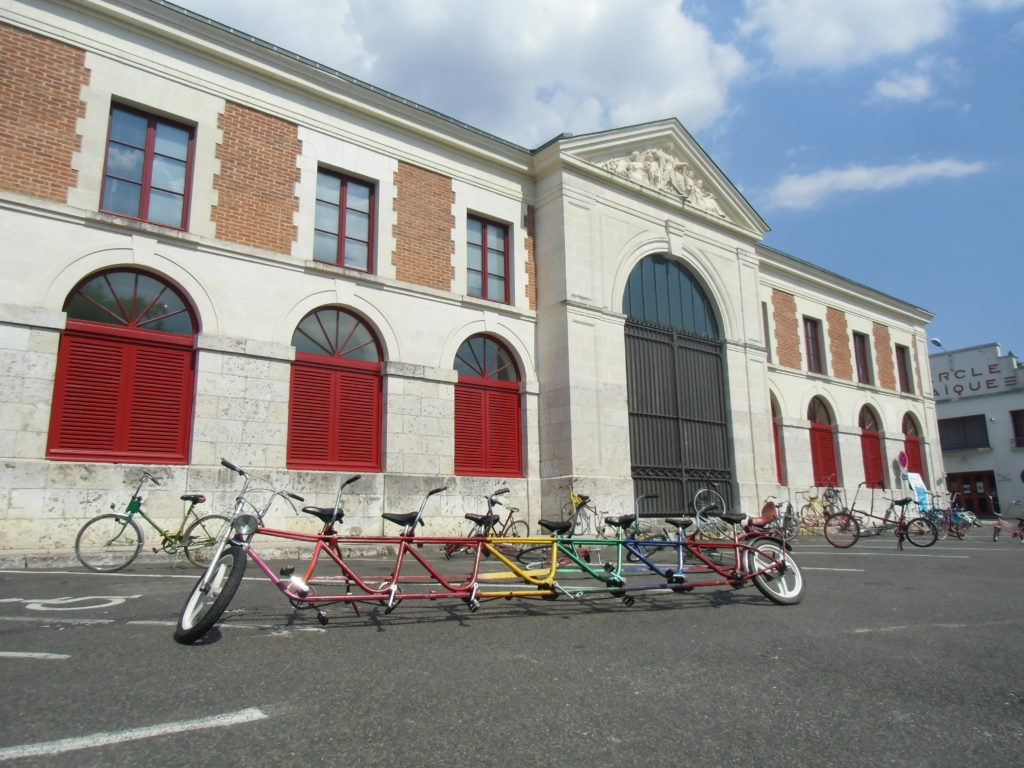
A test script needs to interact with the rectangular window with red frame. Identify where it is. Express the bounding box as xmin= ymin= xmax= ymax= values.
xmin=803 ymin=317 xmax=824 ymax=374
xmin=313 ymin=169 xmax=375 ymax=272
xmin=1012 ymin=410 xmax=1024 ymax=448
xmin=854 ymin=332 xmax=873 ymax=384
xmin=467 ymin=216 xmax=510 ymax=303
xmin=101 ymin=104 xmax=194 ymax=229
xmin=895 ymin=344 xmax=914 ymax=393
